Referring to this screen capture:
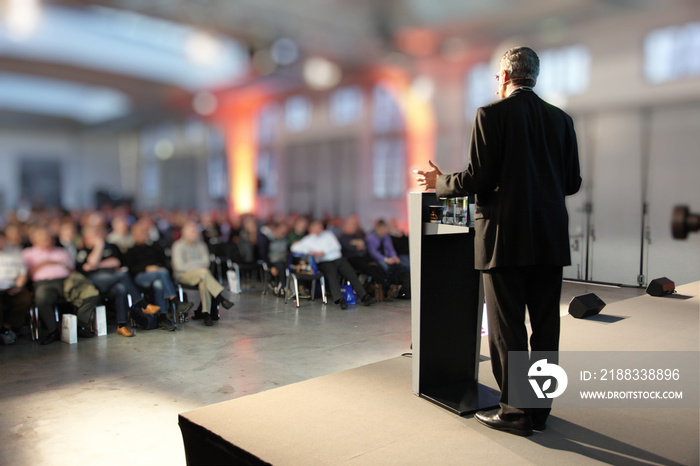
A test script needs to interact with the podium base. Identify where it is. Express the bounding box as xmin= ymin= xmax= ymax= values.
xmin=420 ymin=382 xmax=500 ymax=416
